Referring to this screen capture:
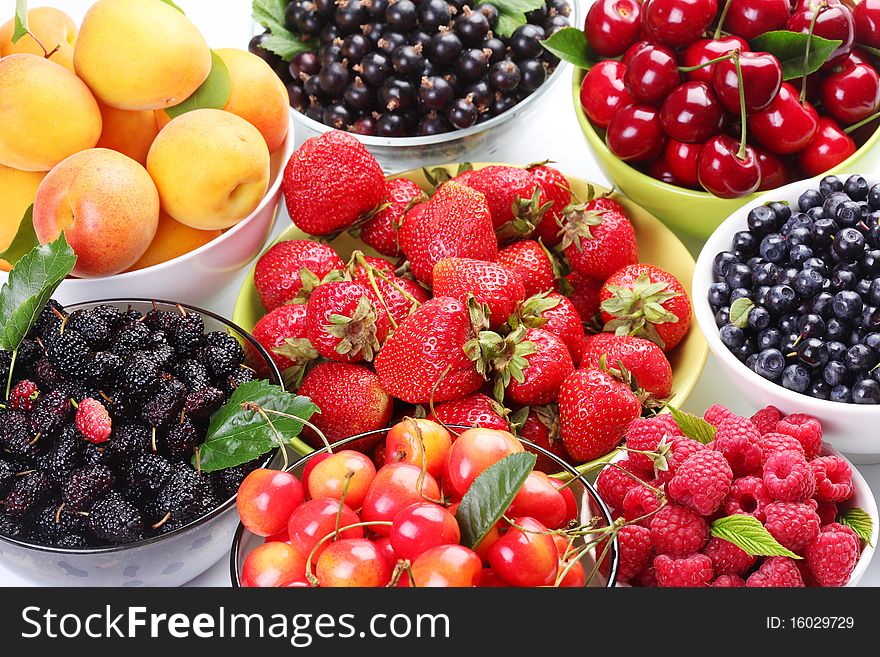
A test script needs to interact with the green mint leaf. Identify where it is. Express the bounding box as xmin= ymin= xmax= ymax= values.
xmin=711 ymin=514 xmax=802 ymax=559
xmin=456 ymin=452 xmax=536 ymax=548
xmin=839 ymin=507 xmax=874 ymax=547
xmin=164 ymin=50 xmax=232 ymax=119
xmin=261 ymin=30 xmax=315 ymax=61
xmin=0 ymin=205 xmax=38 ymax=267
xmin=729 ymin=297 xmax=755 ymax=330
xmin=158 ymin=0 xmax=184 ymax=12
xmin=750 ymin=30 xmax=842 ymax=80
xmin=12 ymin=0 xmax=28 ymax=43
xmin=541 ymin=27 xmax=597 ymax=69
xmin=0 ymin=234 xmax=76 ymax=352
xmin=196 ymin=380 xmax=319 ymax=473
xmin=252 ymin=0 xmax=288 ymax=34
xmin=667 ymin=405 xmax=716 ymax=445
